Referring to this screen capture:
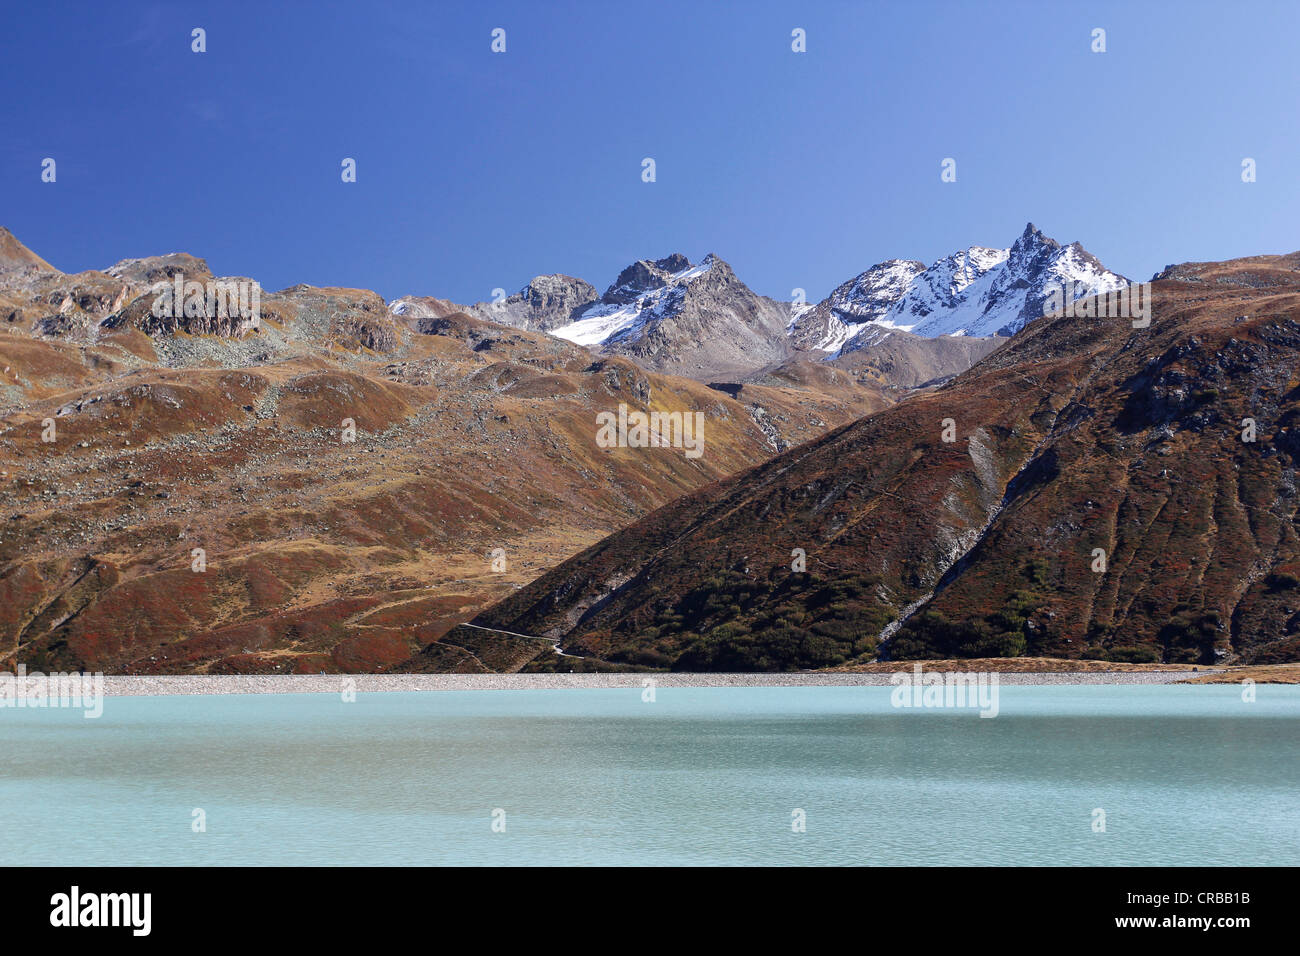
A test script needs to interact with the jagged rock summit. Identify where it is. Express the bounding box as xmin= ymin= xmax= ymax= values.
xmin=790 ymin=223 xmax=1129 ymax=351
xmin=546 ymin=252 xmax=795 ymax=380
xmin=463 ymin=274 xmax=598 ymax=332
